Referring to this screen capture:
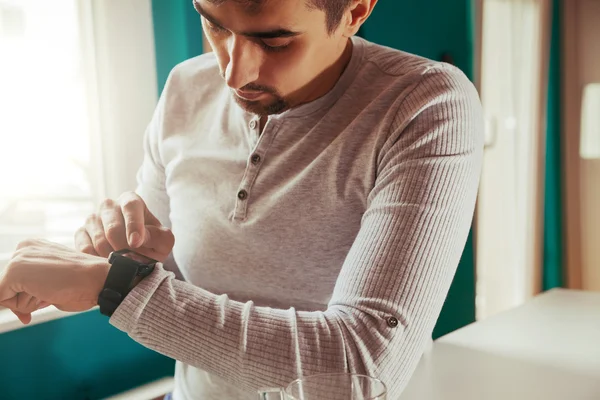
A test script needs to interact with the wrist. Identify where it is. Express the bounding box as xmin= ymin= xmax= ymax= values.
xmin=90 ymin=260 xmax=111 ymax=302
xmin=97 ymin=250 xmax=157 ymax=316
